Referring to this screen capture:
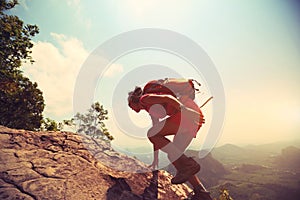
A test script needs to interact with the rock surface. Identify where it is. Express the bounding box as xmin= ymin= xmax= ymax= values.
xmin=0 ymin=126 xmax=192 ymax=200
